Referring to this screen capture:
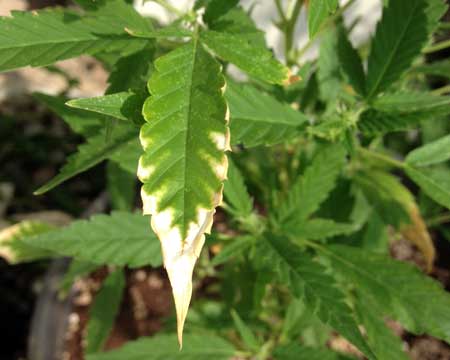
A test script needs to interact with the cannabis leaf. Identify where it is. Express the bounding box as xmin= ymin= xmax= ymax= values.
xmin=0 ymin=4 xmax=149 ymax=72
xmin=200 ymin=31 xmax=289 ymax=84
xmin=86 ymin=269 xmax=125 ymax=354
xmin=276 ymin=144 xmax=347 ymax=225
xmin=366 ymin=0 xmax=447 ymax=98
xmin=86 ymin=334 xmax=236 ymax=360
xmin=308 ymin=0 xmax=338 ymax=38
xmin=325 ymin=245 xmax=450 ymax=343
xmin=265 ymin=236 xmax=374 ymax=358
xmin=223 ymin=158 xmax=253 ymax=218
xmin=226 ymin=82 xmax=308 ymax=147
xmin=22 ymin=212 xmax=162 ymax=268
xmin=34 ymin=123 xmax=138 ymax=194
xmin=406 ymin=134 xmax=450 ymax=167
xmin=138 ymin=39 xmax=229 ymax=345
